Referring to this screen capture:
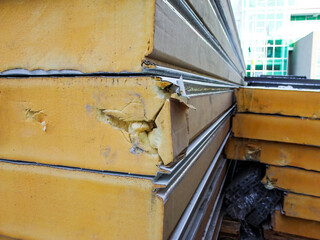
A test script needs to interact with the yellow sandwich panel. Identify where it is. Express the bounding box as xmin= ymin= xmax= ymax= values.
xmin=232 ymin=113 xmax=320 ymax=146
xmin=272 ymin=210 xmax=320 ymax=240
xmin=0 ymin=0 xmax=243 ymax=84
xmin=0 ymin=76 xmax=188 ymax=175
xmin=225 ymin=137 xmax=320 ymax=171
xmin=0 ymin=76 xmax=232 ymax=175
xmin=283 ymin=193 xmax=320 ymax=222
xmin=0 ymin=161 xmax=163 ymax=240
xmin=0 ymin=118 xmax=229 ymax=239
xmin=262 ymin=166 xmax=320 ymax=197
xmin=0 ymin=0 xmax=154 ymax=73
xmin=236 ymin=88 xmax=320 ymax=118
